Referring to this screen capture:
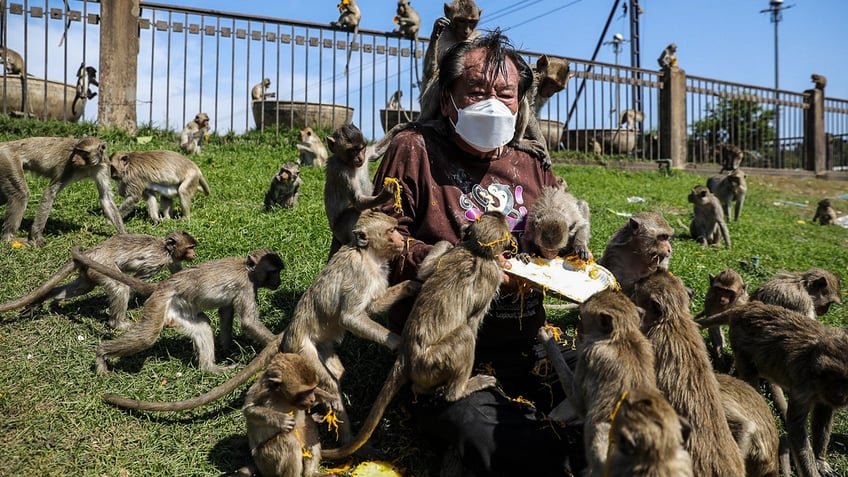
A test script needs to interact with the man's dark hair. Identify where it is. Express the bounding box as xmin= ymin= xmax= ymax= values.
xmin=438 ymin=29 xmax=533 ymax=103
